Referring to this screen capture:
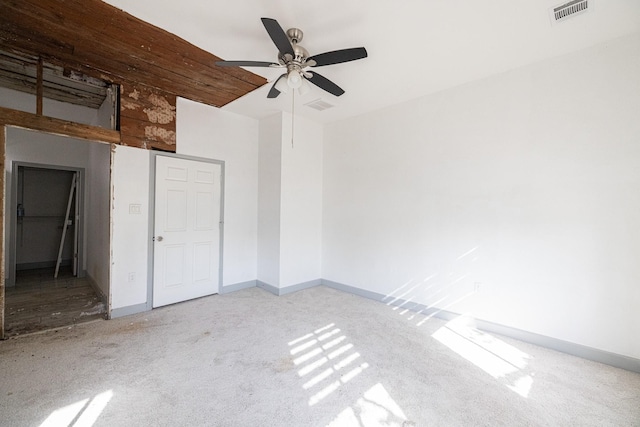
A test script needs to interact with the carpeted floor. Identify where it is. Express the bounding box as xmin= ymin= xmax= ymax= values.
xmin=0 ymin=286 xmax=638 ymax=426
